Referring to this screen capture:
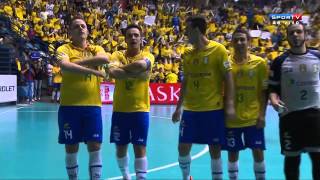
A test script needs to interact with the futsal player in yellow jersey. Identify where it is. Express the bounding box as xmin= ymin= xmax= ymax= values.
xmin=172 ymin=16 xmax=236 ymax=180
xmin=225 ymin=28 xmax=268 ymax=180
xmin=107 ymin=24 xmax=154 ymax=180
xmin=56 ymin=16 xmax=110 ymax=180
